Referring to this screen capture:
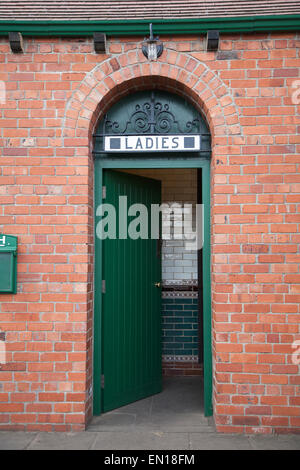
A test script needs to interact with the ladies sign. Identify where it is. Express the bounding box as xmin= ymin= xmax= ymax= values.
xmin=104 ymin=134 xmax=201 ymax=152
